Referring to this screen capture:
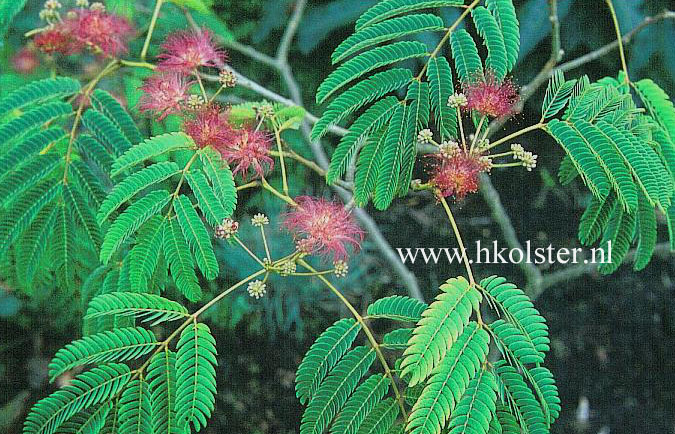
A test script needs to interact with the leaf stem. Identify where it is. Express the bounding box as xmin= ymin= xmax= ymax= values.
xmin=457 ymin=107 xmax=467 ymax=151
xmin=62 ymin=60 xmax=120 ymax=182
xmin=482 ymin=122 xmax=544 ymax=152
xmin=416 ymin=0 xmax=481 ymax=79
xmin=272 ymin=123 xmax=290 ymax=195
xmin=605 ymin=0 xmax=630 ymax=83
xmin=259 ymin=226 xmax=272 ymax=263
xmin=194 ymin=70 xmax=209 ymax=100
xmin=233 ymin=235 xmax=267 ymax=268
xmin=438 ymin=194 xmax=474 ymax=285
xmin=141 ymin=0 xmax=164 ymax=60
xmin=260 ymin=177 xmax=297 ymax=207
xmin=470 ymin=115 xmax=487 ymax=152
xmin=296 ymin=259 xmax=409 ymax=421
xmin=131 ymin=268 xmax=267 ymax=379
